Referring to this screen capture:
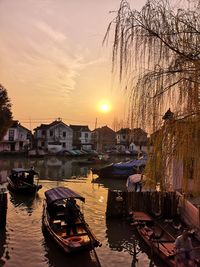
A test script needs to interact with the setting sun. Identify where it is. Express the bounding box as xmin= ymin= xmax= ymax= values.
xmin=98 ymin=101 xmax=111 ymax=113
